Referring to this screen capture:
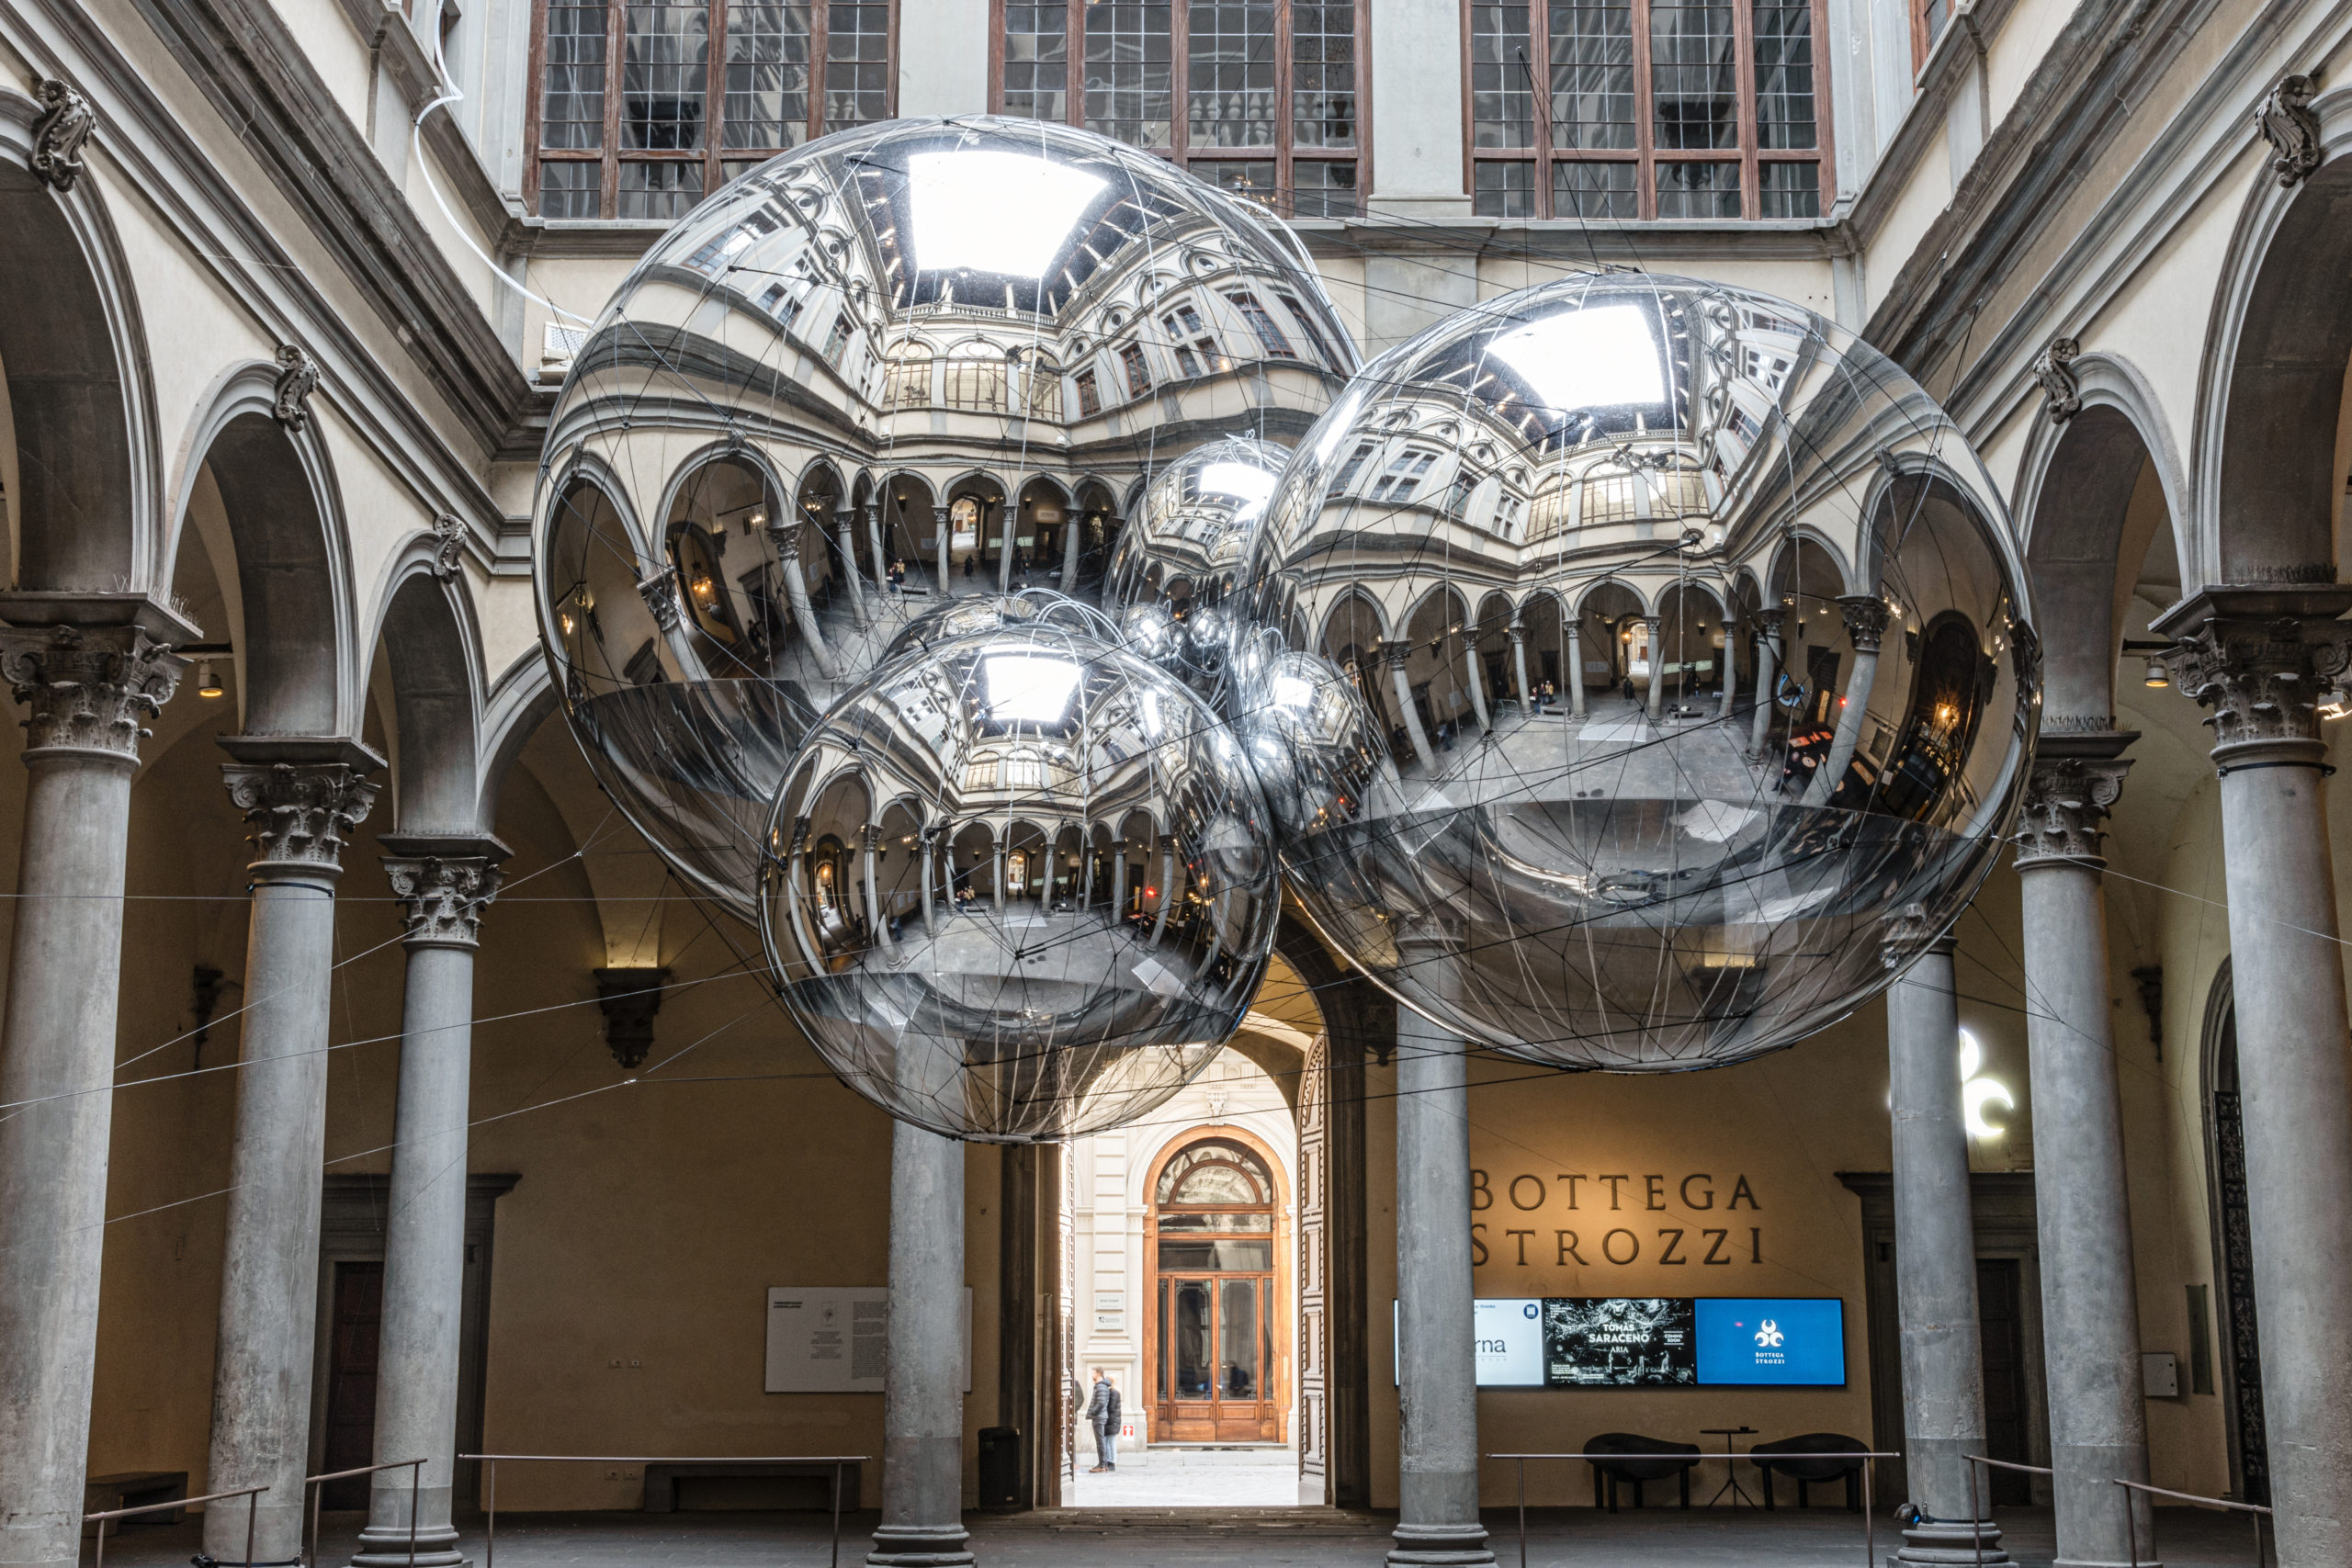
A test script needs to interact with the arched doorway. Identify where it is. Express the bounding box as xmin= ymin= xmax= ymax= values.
xmin=2201 ymin=960 xmax=2270 ymax=1506
xmin=1148 ymin=1134 xmax=1286 ymax=1443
